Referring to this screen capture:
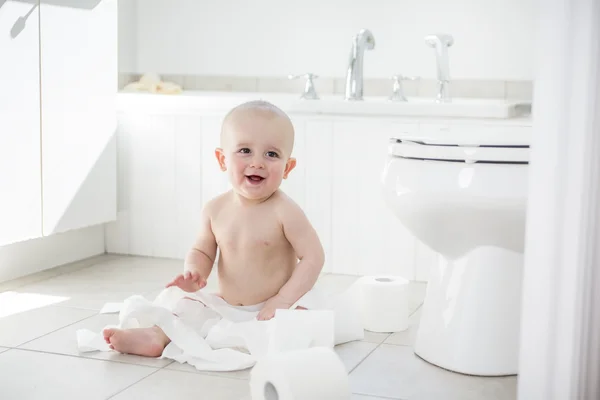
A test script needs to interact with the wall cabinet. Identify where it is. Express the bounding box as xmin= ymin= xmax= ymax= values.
xmin=40 ymin=0 xmax=117 ymax=235
xmin=0 ymin=0 xmax=117 ymax=245
xmin=0 ymin=1 xmax=43 ymax=246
